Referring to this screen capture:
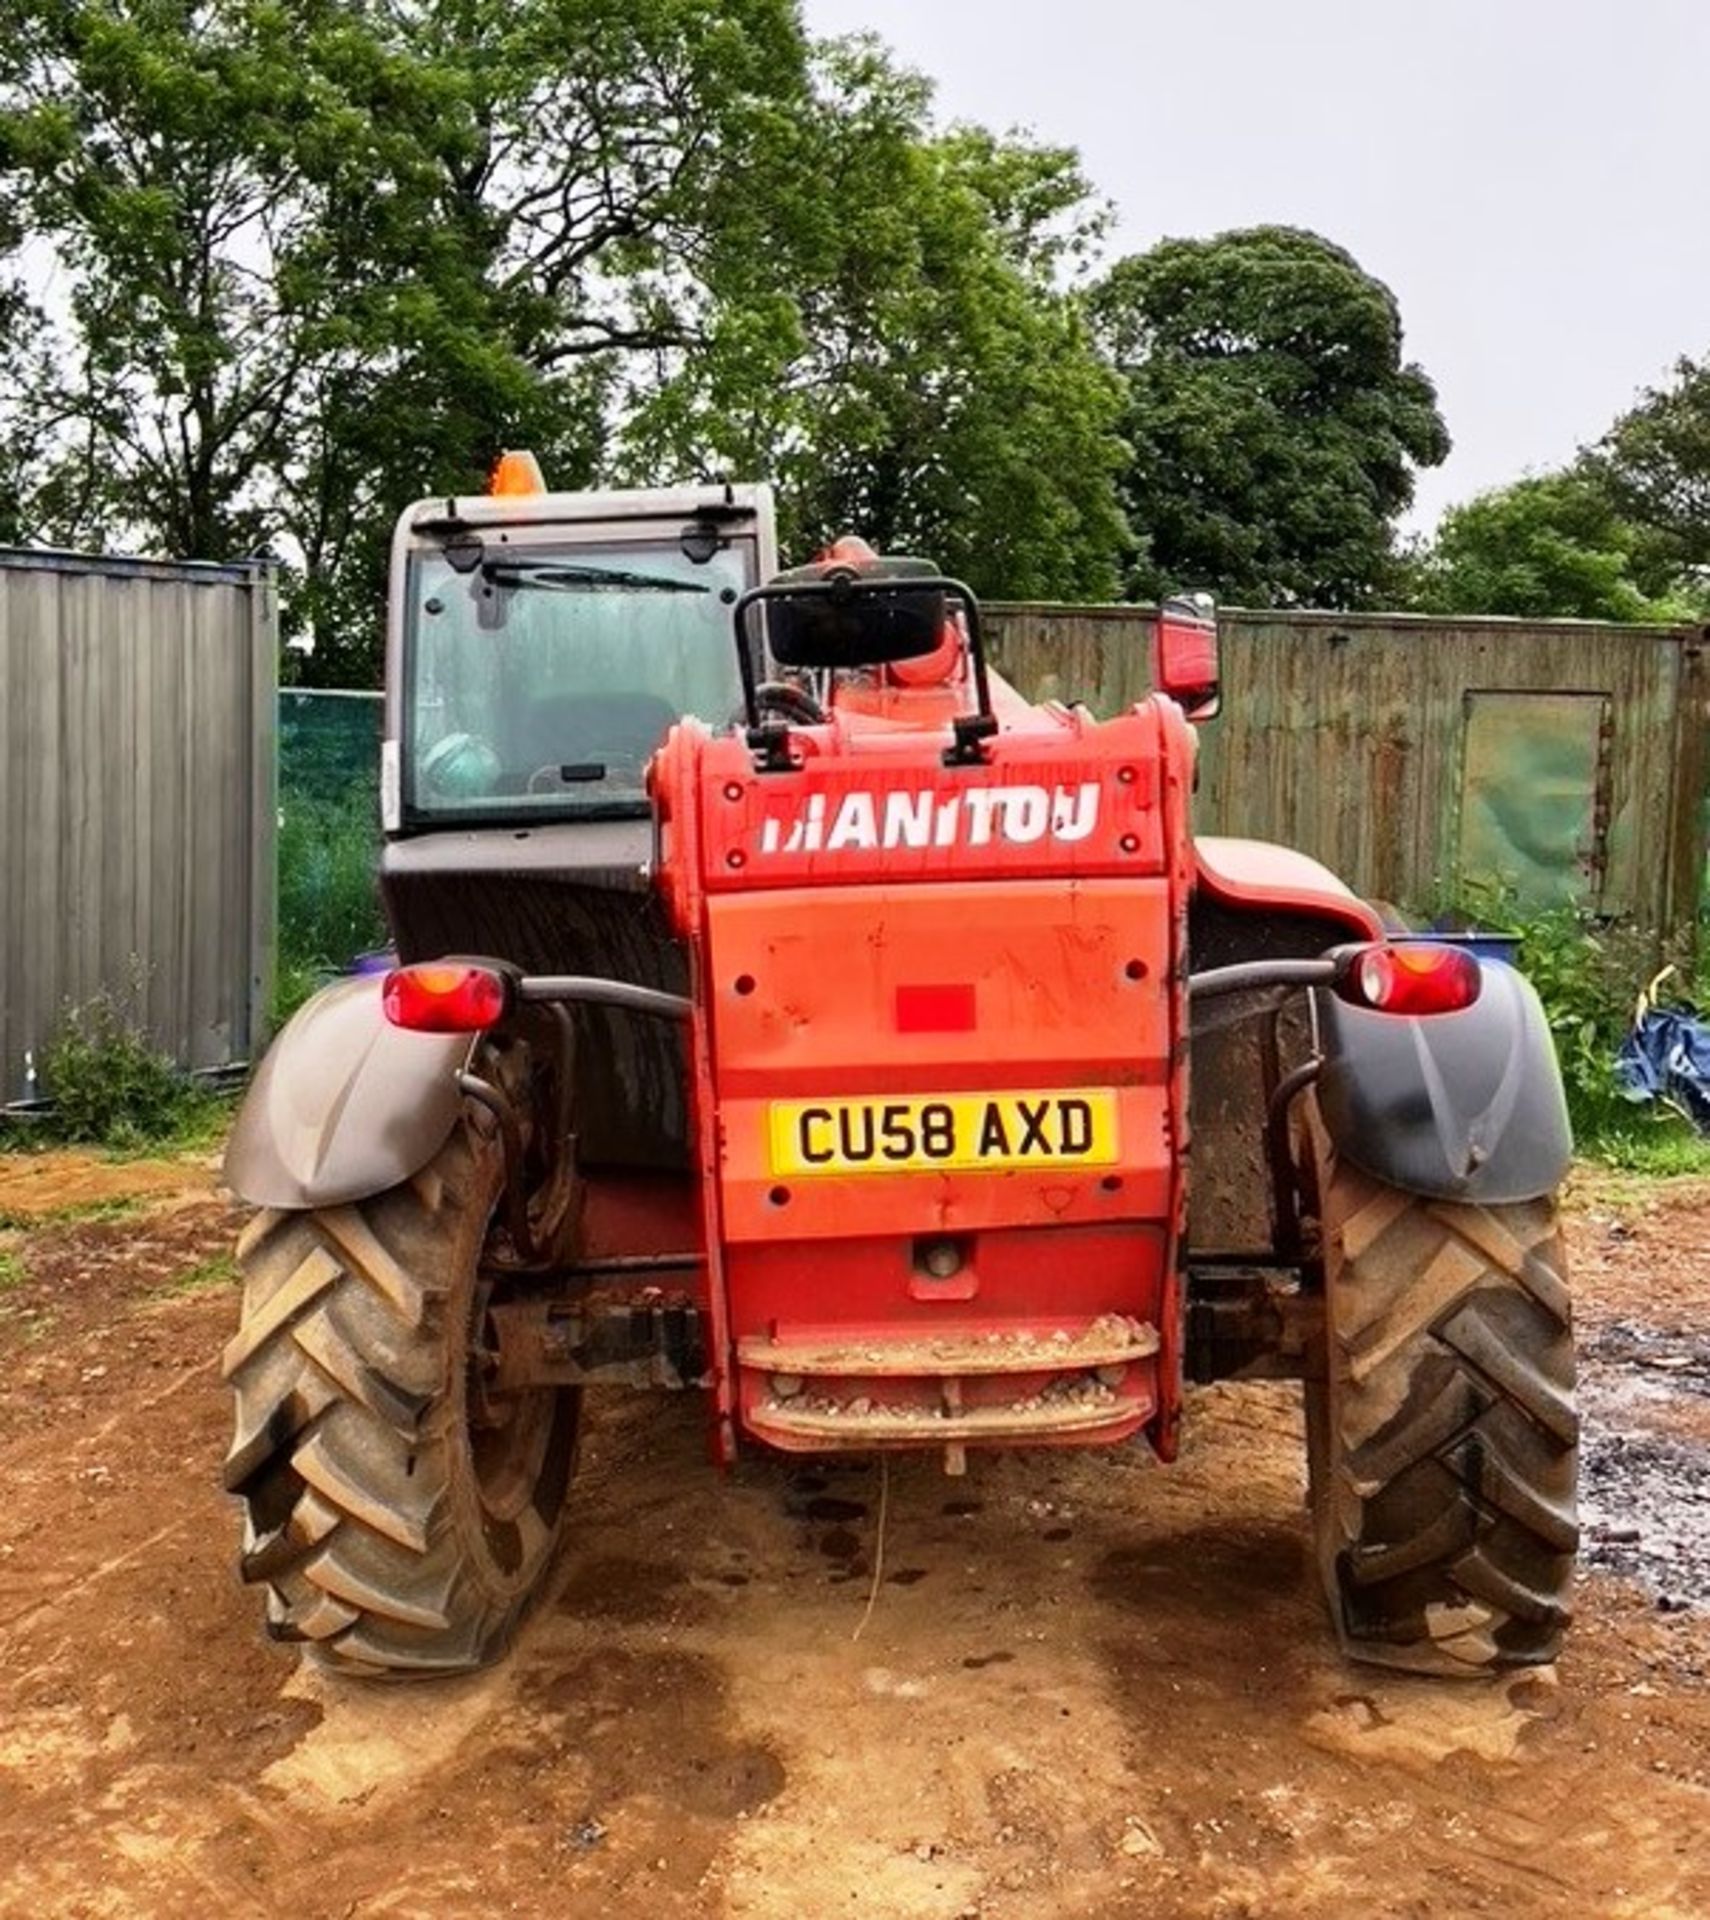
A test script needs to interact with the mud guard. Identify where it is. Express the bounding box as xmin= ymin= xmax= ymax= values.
xmin=224 ymin=975 xmax=475 ymax=1209
xmin=1314 ymin=961 xmax=1573 ymax=1205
